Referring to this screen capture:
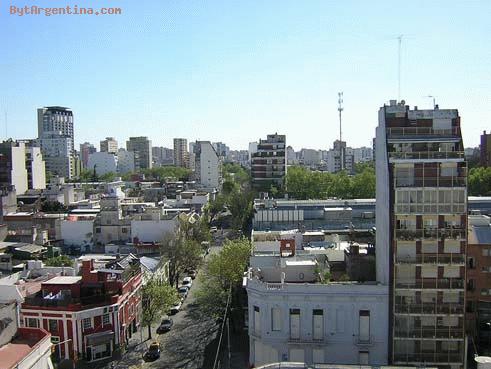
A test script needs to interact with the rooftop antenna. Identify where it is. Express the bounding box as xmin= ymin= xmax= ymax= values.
xmin=397 ymin=35 xmax=403 ymax=100
xmin=426 ymin=95 xmax=436 ymax=109
xmin=337 ymin=92 xmax=343 ymax=143
xmin=4 ymin=109 xmax=7 ymax=138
